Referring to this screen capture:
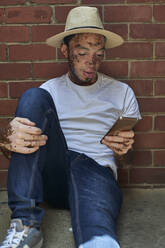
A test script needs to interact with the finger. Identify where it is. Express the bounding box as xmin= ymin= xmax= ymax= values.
xmin=104 ymin=135 xmax=134 ymax=146
xmin=102 ymin=140 xmax=126 ymax=150
xmin=23 ymin=140 xmax=47 ymax=147
xmin=18 ymin=123 xmax=42 ymax=135
xmin=15 ymin=138 xmax=47 ymax=147
xmin=124 ymin=139 xmax=134 ymax=146
xmin=12 ymin=146 xmax=39 ymax=154
xmin=103 ymin=138 xmax=133 ymax=151
xmin=113 ymin=145 xmax=132 ymax=155
xmin=118 ymin=130 xmax=134 ymax=138
xmin=15 ymin=117 xmax=36 ymax=126
xmin=104 ymin=135 xmax=126 ymax=143
xmin=10 ymin=119 xmax=42 ymax=135
xmin=2 ymin=143 xmax=39 ymax=154
xmin=16 ymin=133 xmax=47 ymax=141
